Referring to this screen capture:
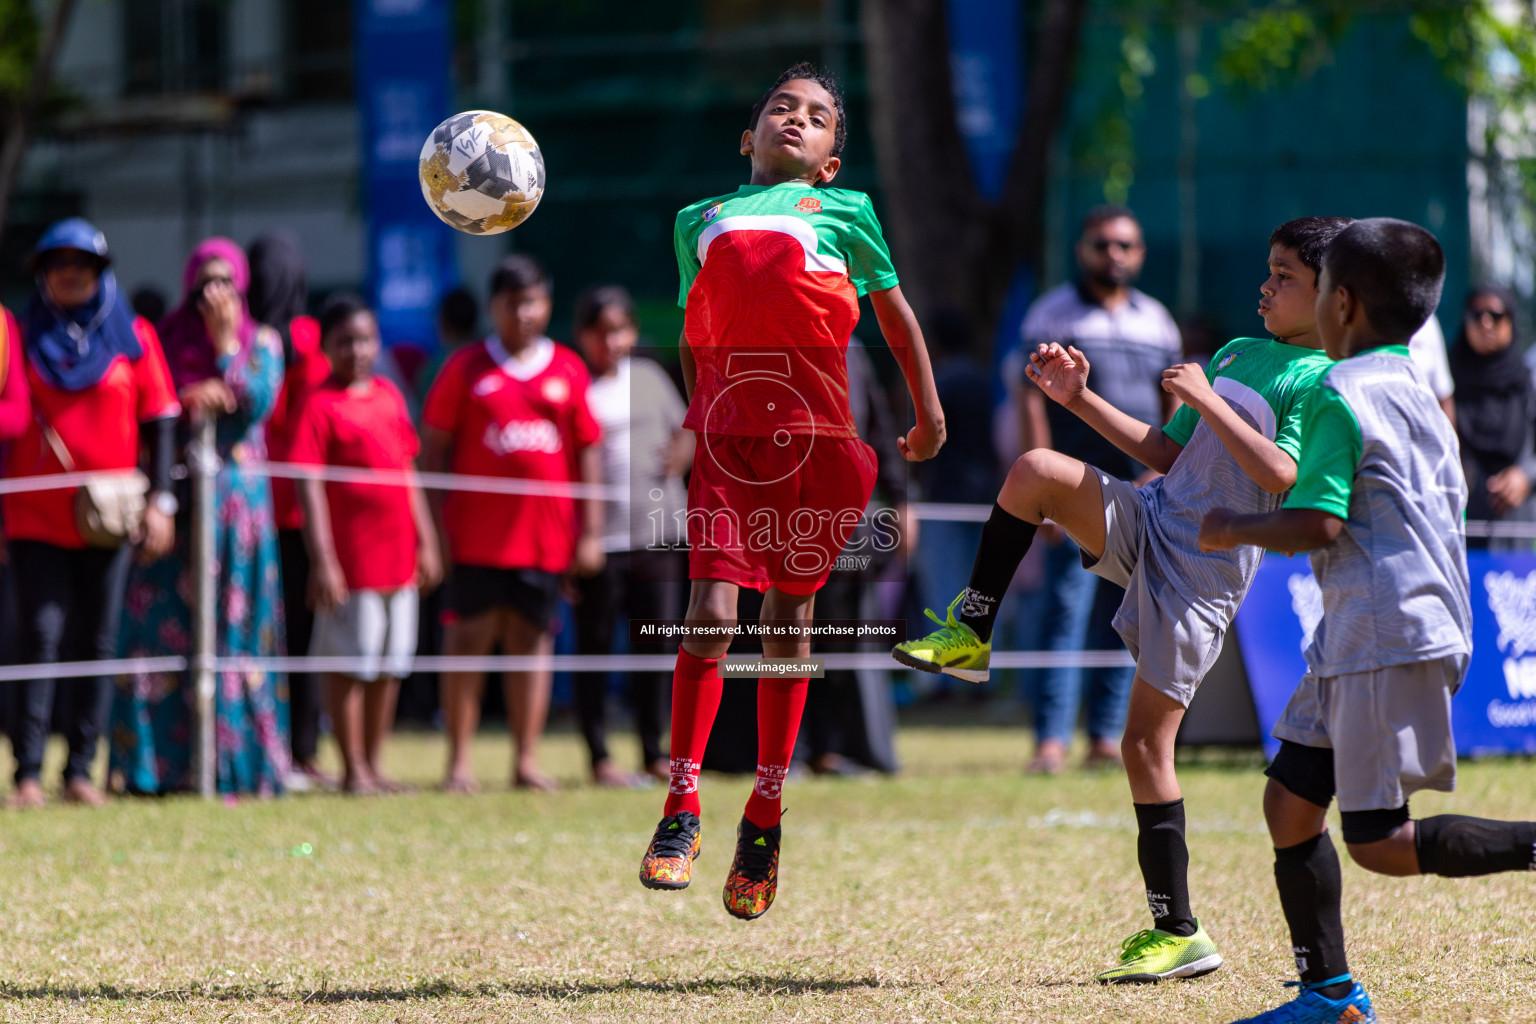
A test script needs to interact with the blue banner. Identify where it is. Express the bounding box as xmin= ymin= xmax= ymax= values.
xmin=942 ymin=0 xmax=1031 ymax=399
xmin=1235 ymin=552 xmax=1536 ymax=760
xmin=354 ymin=0 xmax=458 ymax=351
